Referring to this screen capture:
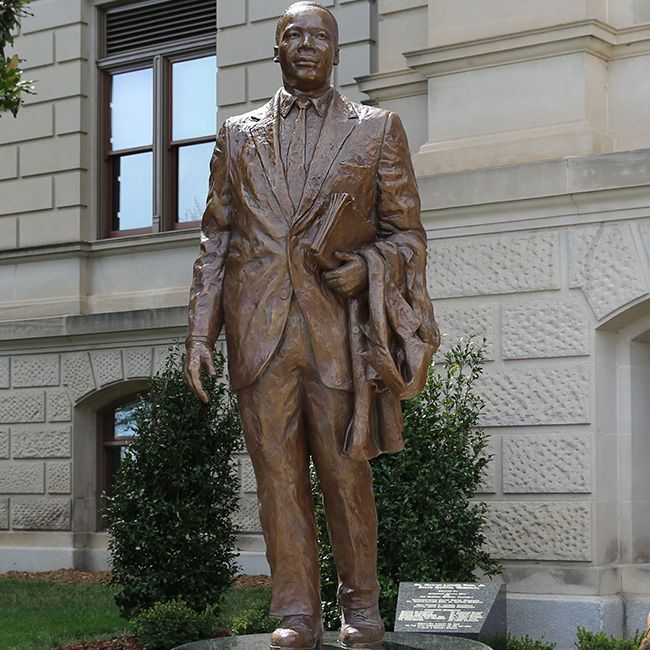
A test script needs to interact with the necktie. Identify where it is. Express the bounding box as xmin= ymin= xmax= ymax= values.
xmin=286 ymin=96 xmax=311 ymax=210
